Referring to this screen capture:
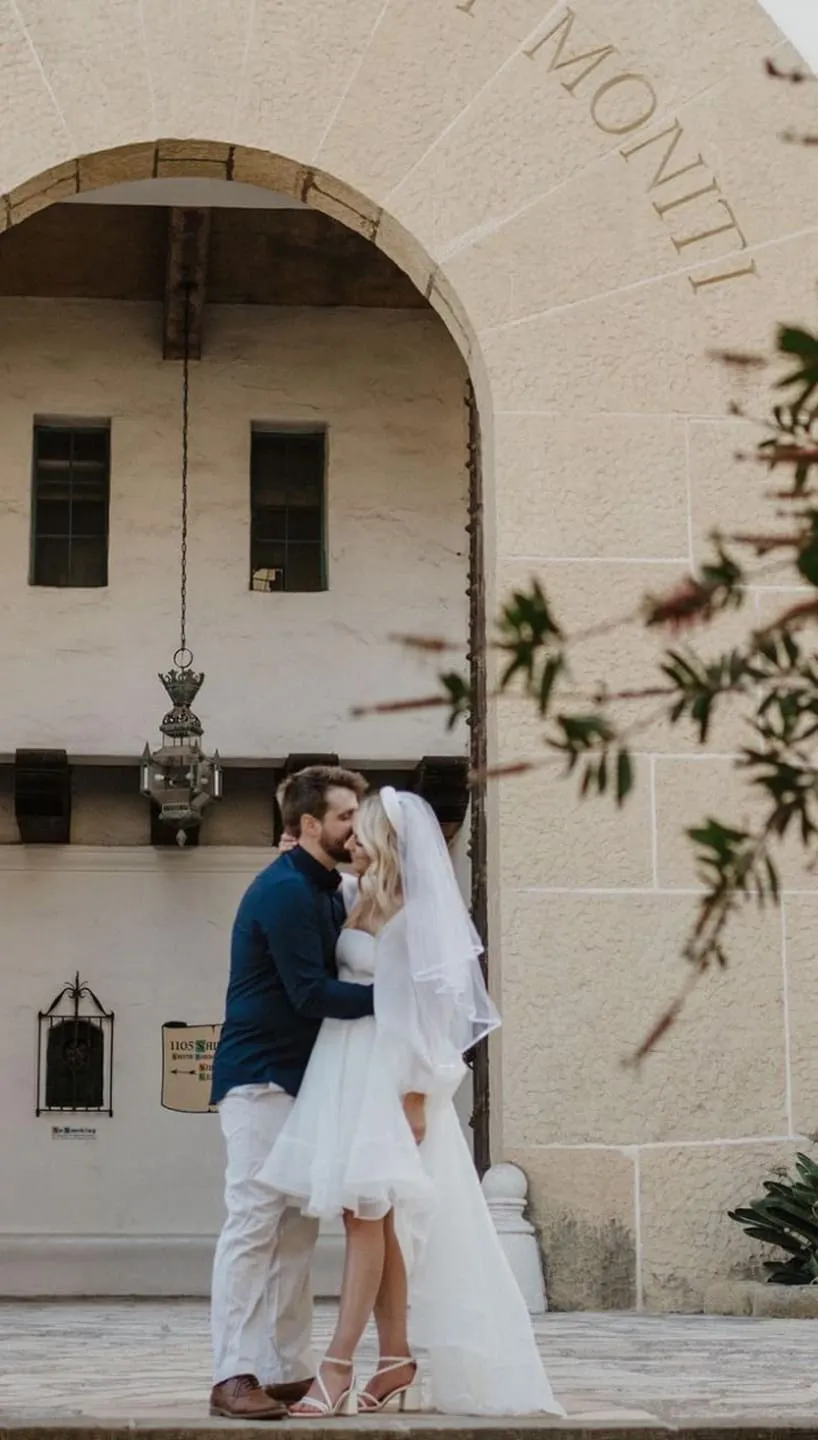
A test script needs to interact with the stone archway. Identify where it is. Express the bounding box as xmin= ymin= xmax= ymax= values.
xmin=1 ymin=141 xmax=477 ymax=370
xmin=1 ymin=0 xmax=814 ymax=1309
